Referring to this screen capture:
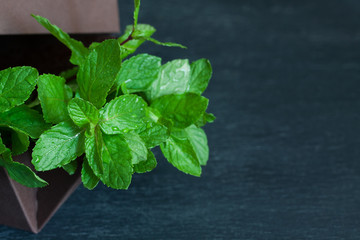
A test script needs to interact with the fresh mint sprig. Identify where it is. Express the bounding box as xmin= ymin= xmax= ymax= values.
xmin=0 ymin=0 xmax=215 ymax=190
